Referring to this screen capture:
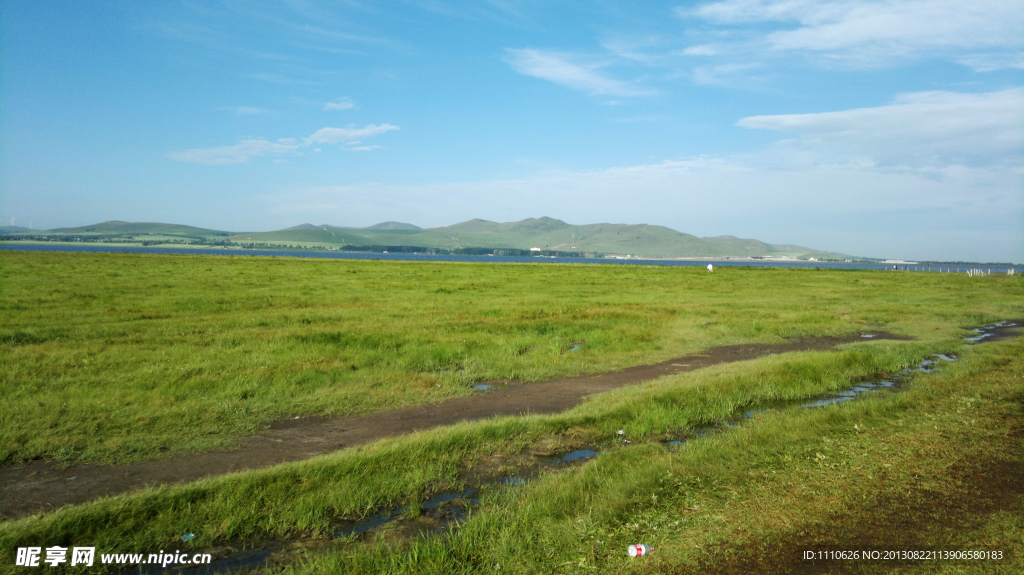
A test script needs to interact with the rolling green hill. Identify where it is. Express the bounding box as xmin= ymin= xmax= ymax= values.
xmin=44 ymin=221 xmax=231 ymax=238
xmin=3 ymin=217 xmax=856 ymax=259
xmin=365 ymin=221 xmax=421 ymax=230
xmin=228 ymin=227 xmax=370 ymax=245
xmin=225 ymin=217 xmax=847 ymax=258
